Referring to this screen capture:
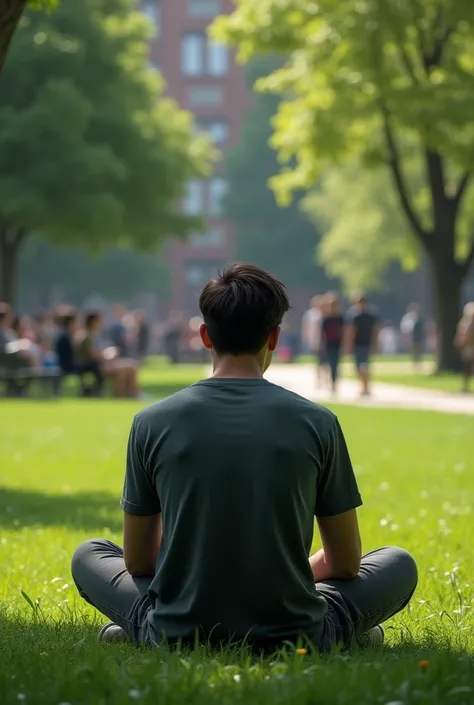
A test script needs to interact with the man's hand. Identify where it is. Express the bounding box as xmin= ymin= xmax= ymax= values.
xmin=123 ymin=512 xmax=162 ymax=577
